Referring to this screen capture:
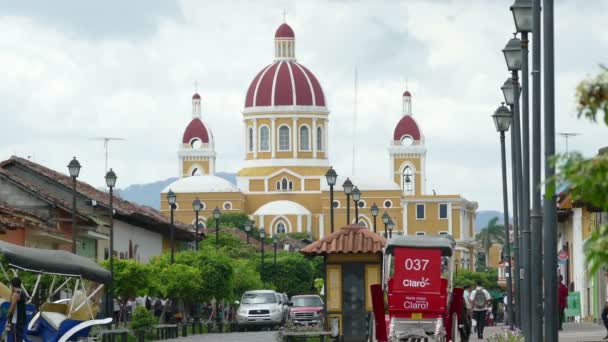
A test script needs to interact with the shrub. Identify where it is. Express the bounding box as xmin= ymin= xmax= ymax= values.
xmin=486 ymin=329 xmax=524 ymax=342
xmin=131 ymin=306 xmax=156 ymax=337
